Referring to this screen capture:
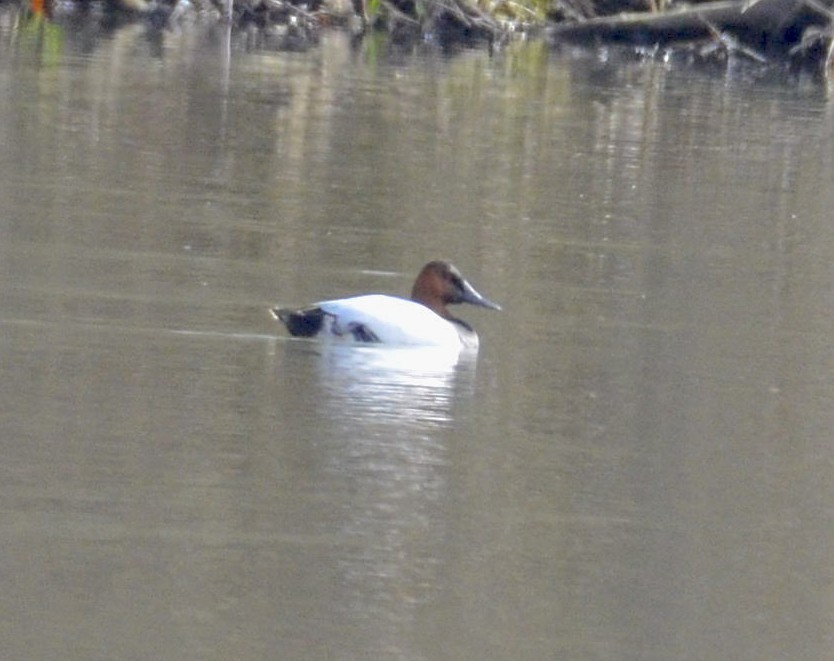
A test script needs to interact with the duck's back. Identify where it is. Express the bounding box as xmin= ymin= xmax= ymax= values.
xmin=316 ymin=295 xmax=464 ymax=347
